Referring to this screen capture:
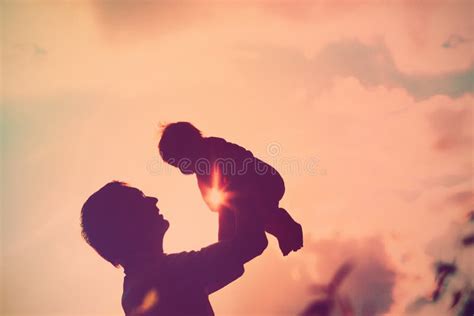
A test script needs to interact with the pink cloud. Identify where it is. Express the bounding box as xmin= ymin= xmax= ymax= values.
xmin=302 ymin=237 xmax=397 ymax=316
xmin=429 ymin=106 xmax=473 ymax=152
